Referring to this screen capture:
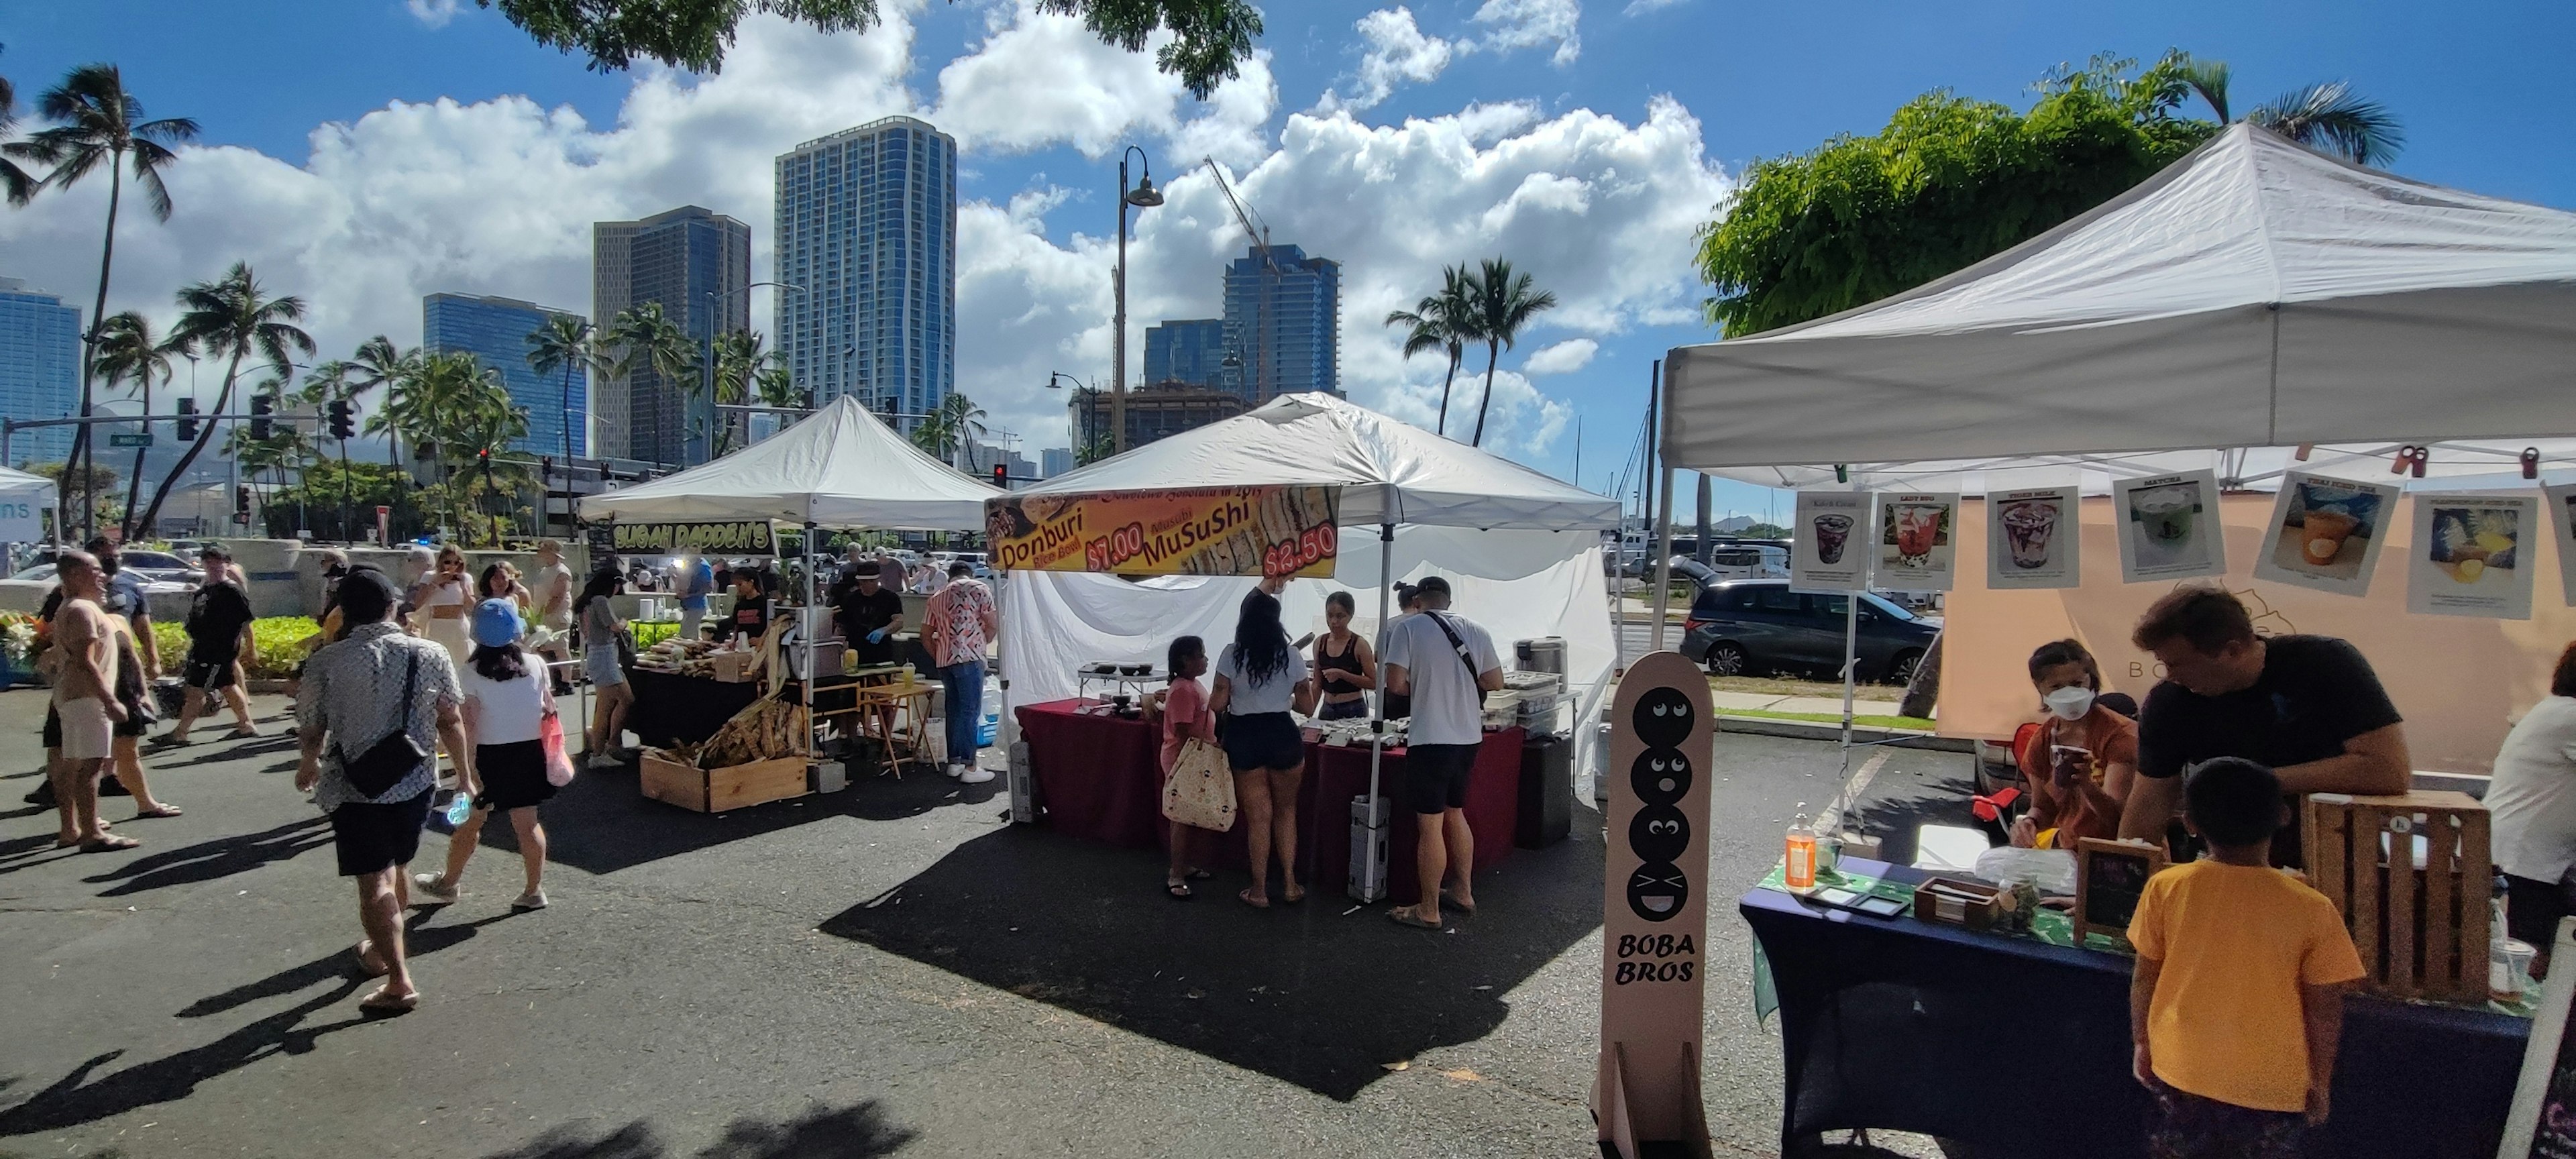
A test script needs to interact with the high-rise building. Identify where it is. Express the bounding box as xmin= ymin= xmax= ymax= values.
xmin=423 ymin=292 xmax=585 ymax=457
xmin=592 ymin=205 xmax=751 ymax=465
xmin=0 ymin=277 xmax=80 ymax=466
xmin=1143 ymin=319 xmax=1232 ymax=392
xmin=1074 ymin=380 xmax=1248 ymax=451
xmin=1039 ymin=447 xmax=1075 ymax=479
xmin=1222 ymin=244 xmax=1342 ymax=404
xmin=774 ymin=116 xmax=957 ymax=428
